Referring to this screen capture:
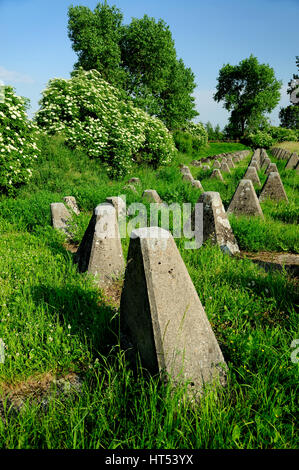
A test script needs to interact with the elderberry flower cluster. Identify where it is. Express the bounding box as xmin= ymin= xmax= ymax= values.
xmin=0 ymin=86 xmax=39 ymax=193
